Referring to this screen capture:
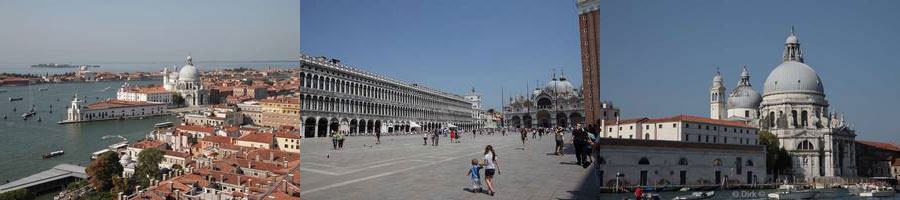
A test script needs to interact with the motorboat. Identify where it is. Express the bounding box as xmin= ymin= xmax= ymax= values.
xmin=101 ymin=86 xmax=112 ymax=92
xmin=859 ymin=186 xmax=896 ymax=197
xmin=9 ymin=97 xmax=23 ymax=102
xmin=767 ymin=190 xmax=816 ymax=199
xmin=38 ymin=88 xmax=48 ymax=92
xmin=641 ymin=193 xmax=662 ymax=200
xmin=42 ymin=150 xmax=64 ymax=159
xmin=673 ymin=191 xmax=714 ymax=200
